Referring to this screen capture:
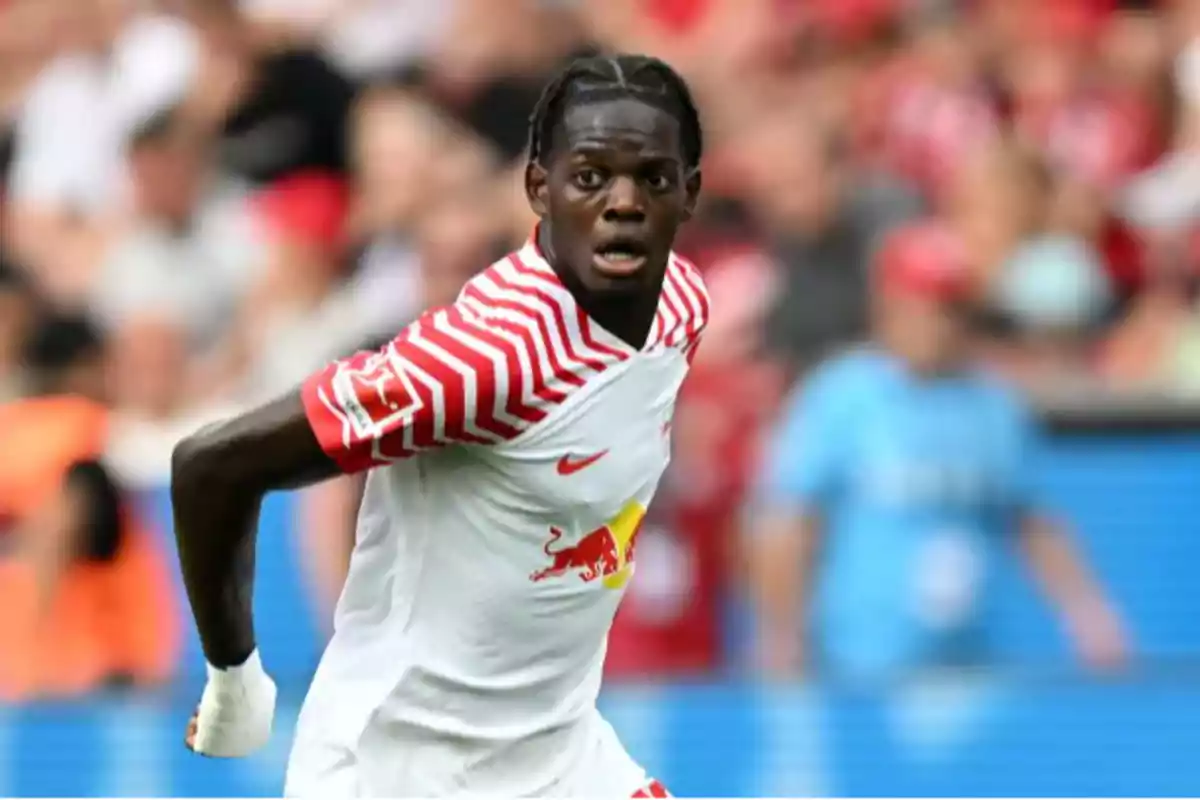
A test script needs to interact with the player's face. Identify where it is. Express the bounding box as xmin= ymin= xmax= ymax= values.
xmin=526 ymin=98 xmax=700 ymax=294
